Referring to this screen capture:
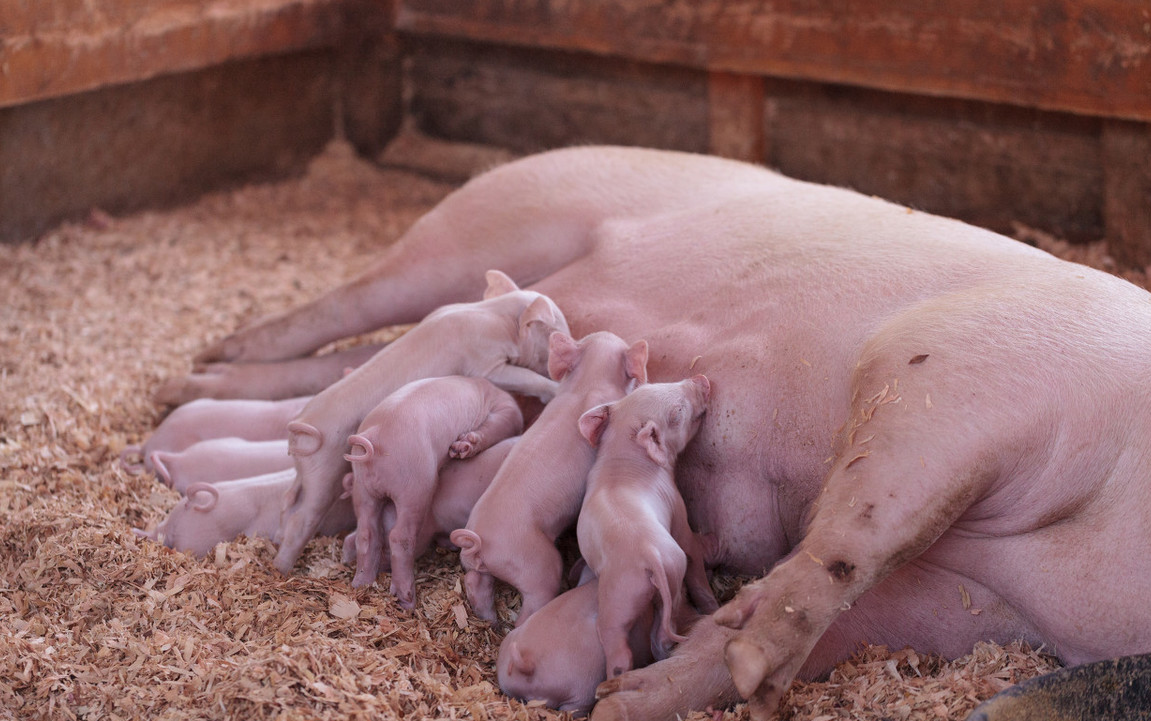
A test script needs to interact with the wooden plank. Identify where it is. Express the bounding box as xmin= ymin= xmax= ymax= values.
xmin=1103 ymin=121 xmax=1151 ymax=268
xmin=0 ymin=0 xmax=347 ymax=108
xmin=397 ymin=0 xmax=1151 ymax=122
xmin=403 ymin=38 xmax=1103 ymax=241
xmin=768 ymin=83 xmax=1103 ymax=239
xmin=708 ymin=72 xmax=764 ymax=162
xmin=408 ymin=39 xmax=707 ymax=154
xmin=0 ymin=51 xmax=341 ymax=242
